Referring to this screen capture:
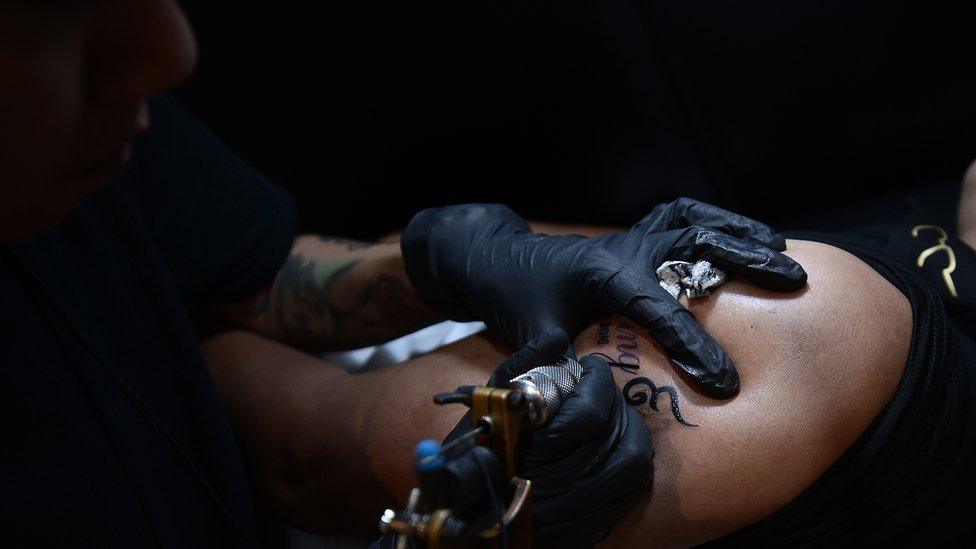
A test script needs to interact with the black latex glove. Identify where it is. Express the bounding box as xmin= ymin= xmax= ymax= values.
xmin=402 ymin=198 xmax=807 ymax=398
xmin=444 ymin=331 xmax=653 ymax=547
